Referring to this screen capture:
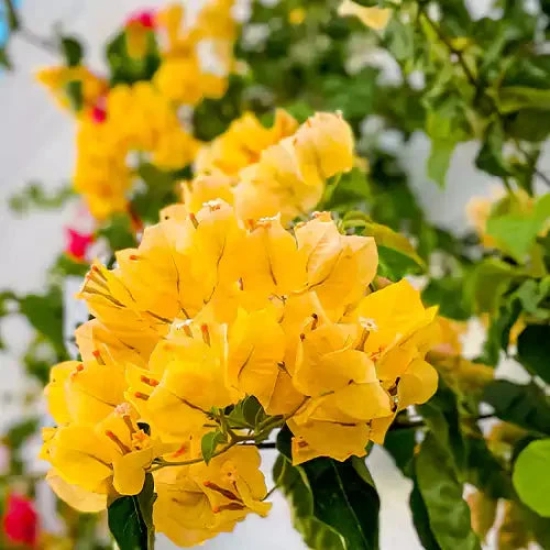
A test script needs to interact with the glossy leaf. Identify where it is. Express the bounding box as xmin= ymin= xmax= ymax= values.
xmin=409 ymin=477 xmax=442 ymax=550
xmin=276 ymin=427 xmax=380 ymax=550
xmin=483 ymin=380 xmax=550 ymax=436
xmin=60 ymin=36 xmax=84 ymax=67
xmin=513 ymin=439 xmax=550 ymax=517
xmin=273 ymin=454 xmax=345 ymax=550
xmin=201 ymin=430 xmax=226 ymax=464
xmin=517 ymin=325 xmax=550 ymax=384
xmin=415 ymin=433 xmax=481 ymax=550
xmin=108 ymin=473 xmax=155 ymax=550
